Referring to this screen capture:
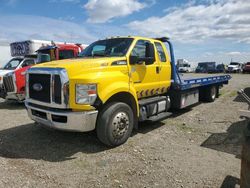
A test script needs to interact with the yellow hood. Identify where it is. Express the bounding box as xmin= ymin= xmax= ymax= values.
xmin=33 ymin=57 xmax=126 ymax=77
